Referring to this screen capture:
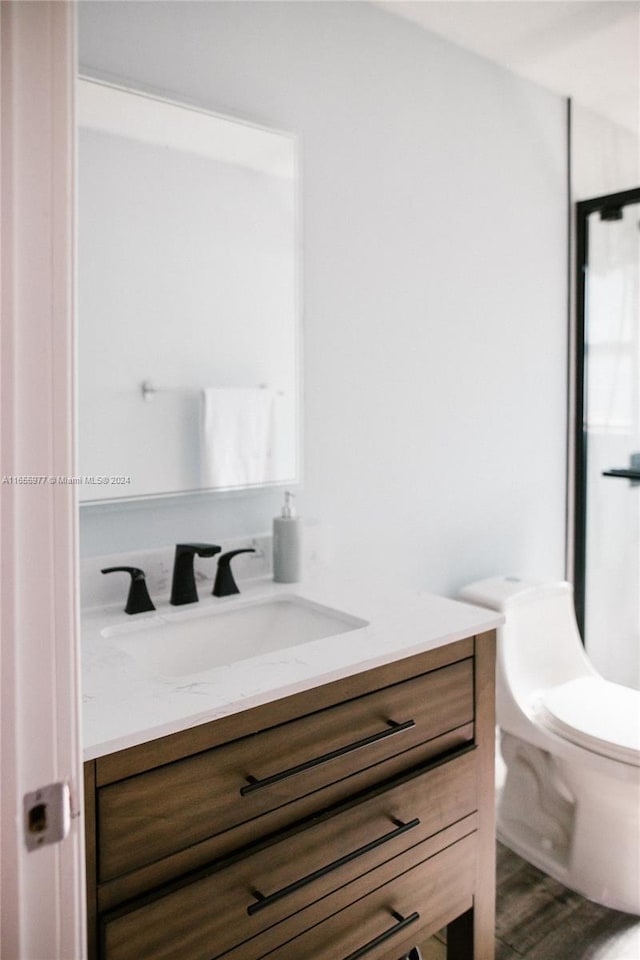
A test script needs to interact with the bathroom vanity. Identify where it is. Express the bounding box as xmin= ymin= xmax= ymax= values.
xmin=82 ymin=575 xmax=500 ymax=960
